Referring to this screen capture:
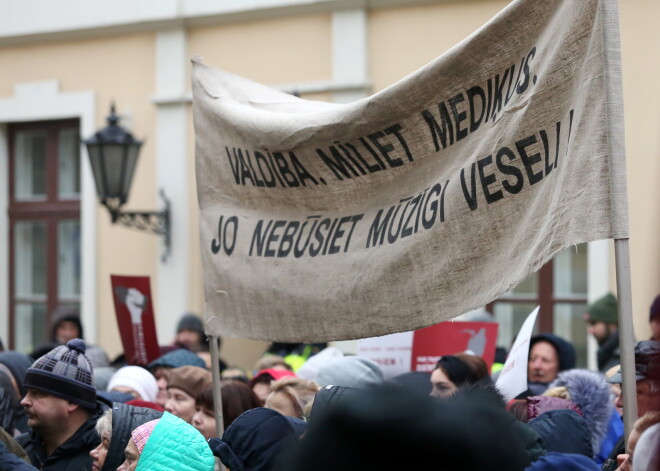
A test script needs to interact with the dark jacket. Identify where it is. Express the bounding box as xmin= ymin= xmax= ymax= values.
xmin=101 ymin=402 xmax=162 ymax=471
xmin=596 ymin=330 xmax=620 ymax=372
xmin=0 ymin=441 xmax=38 ymax=471
xmin=17 ymin=402 xmax=105 ymax=471
xmin=525 ymin=452 xmax=601 ymax=471
xmin=528 ymin=410 xmax=593 ymax=457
